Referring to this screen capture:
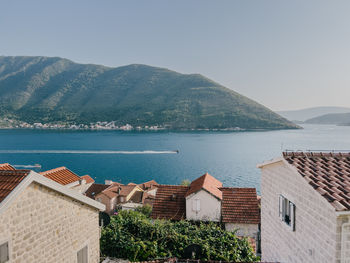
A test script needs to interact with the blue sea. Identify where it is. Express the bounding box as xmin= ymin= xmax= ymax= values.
xmin=0 ymin=124 xmax=350 ymax=193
